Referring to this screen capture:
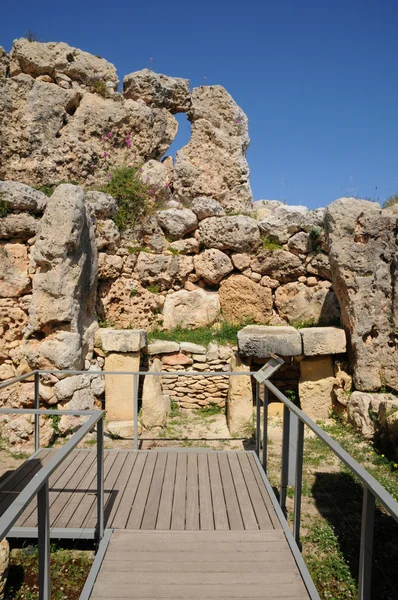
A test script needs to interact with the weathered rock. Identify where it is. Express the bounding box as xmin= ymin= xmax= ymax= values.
xmin=231 ymin=253 xmax=251 ymax=271
xmin=180 ymin=342 xmax=206 ymax=354
xmin=0 ymin=243 xmax=31 ymax=297
xmin=0 ymin=539 xmax=9 ymax=600
xmin=123 ymin=69 xmax=190 ymax=113
xmin=199 ymin=216 xmax=260 ymax=253
xmin=0 ymin=213 xmax=38 ymax=240
xmin=0 ymin=181 xmax=47 ymax=212
xmin=134 ymin=252 xmax=193 ymax=290
xmin=219 ymin=275 xmax=273 ymax=324
xmin=194 ymin=249 xmax=233 ymax=285
xmin=274 ymin=282 xmax=340 ymax=325
xmin=191 ymin=197 xmax=225 ymax=220
xmin=140 ymin=160 xmax=171 ymax=202
xmin=169 ymin=237 xmax=199 ymax=255
xmin=250 ymin=250 xmax=304 ymax=282
xmin=306 ymin=252 xmax=332 ymax=280
xmin=259 ymin=205 xmax=308 ymax=244
xmin=325 ymin=198 xmax=398 ymax=391
xmin=0 ymin=46 xmax=8 ymax=78
xmin=98 ymin=253 xmax=123 ymax=279
xmin=156 ymin=208 xmax=197 ymax=240
xmin=254 ymin=200 xmax=283 ymax=220
xmin=54 ymin=374 xmax=91 ymax=401
xmin=237 ymin=325 xmax=302 ymax=357
xmin=141 ymin=358 xmax=169 ymax=429
xmin=287 ymin=231 xmax=311 ymax=255
xmin=301 ymin=208 xmax=326 ymax=232
xmin=97 ymin=328 xmax=147 ymax=353
xmin=299 ymin=356 xmax=335 ymax=419
xmin=107 ymin=420 xmax=141 ymax=439
xmin=173 ymin=85 xmax=253 ymax=212
xmin=147 ymin=340 xmax=179 ymax=355
xmin=104 ymin=352 xmax=140 ymax=421
xmin=378 ymin=396 xmax=398 ymax=429
xmin=95 ymin=220 xmax=120 ymax=251
xmin=25 ymin=331 xmax=83 ymax=370
xmin=300 ymin=327 xmax=346 ymax=356
xmin=162 ymin=352 xmax=193 ymax=366
xmin=85 ymin=191 xmax=117 ymax=219
xmin=347 ymin=391 xmax=378 ymax=439
xmin=0 ymin=298 xmax=28 ymax=361
xmin=163 ymin=288 xmax=220 ymax=330
xmin=227 ymin=355 xmax=253 ymax=435
xmin=10 ymin=38 xmax=119 ymax=88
